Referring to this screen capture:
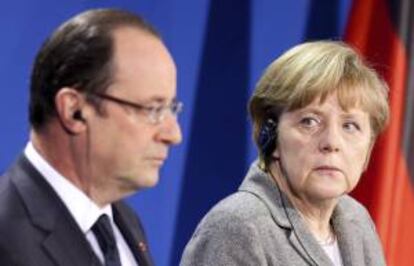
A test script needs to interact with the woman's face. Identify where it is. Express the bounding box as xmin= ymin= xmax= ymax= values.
xmin=273 ymin=93 xmax=373 ymax=202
